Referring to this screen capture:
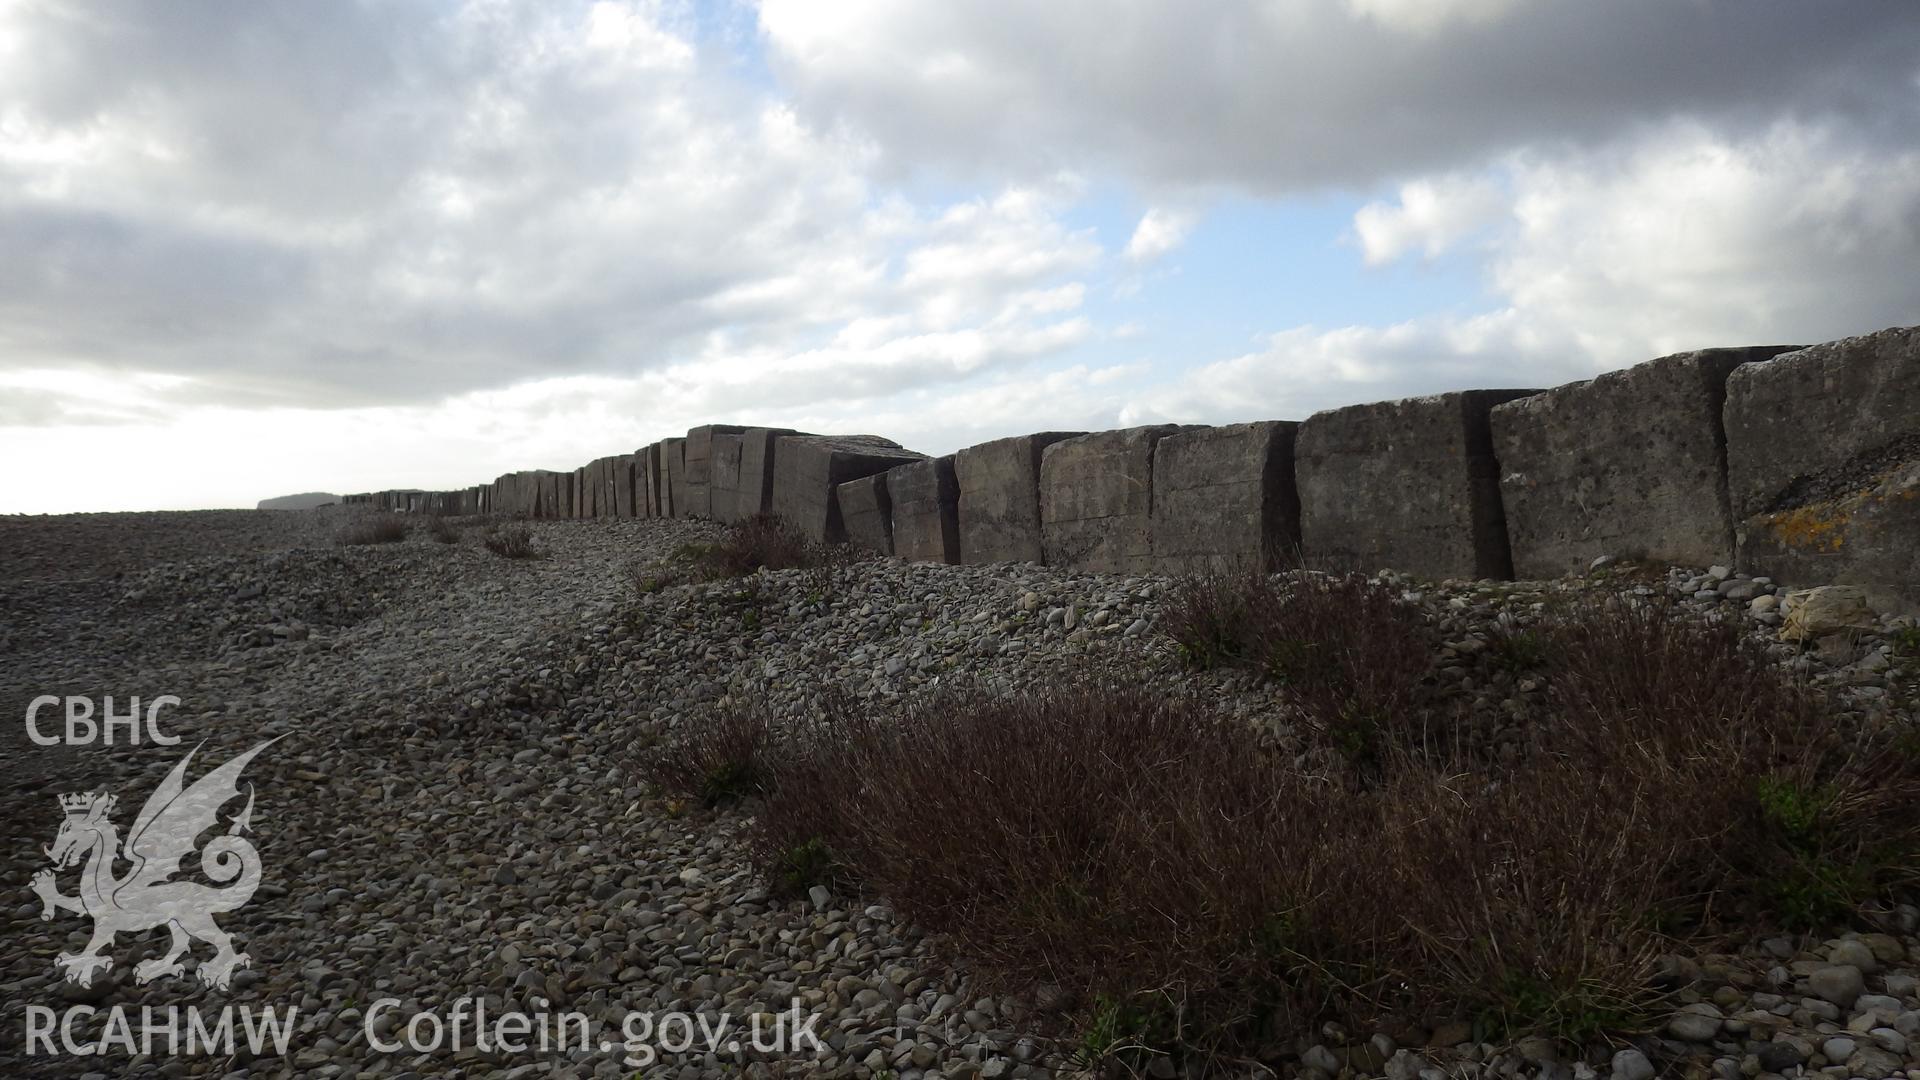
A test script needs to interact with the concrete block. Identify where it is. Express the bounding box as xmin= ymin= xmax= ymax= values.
xmin=1041 ymin=425 xmax=1190 ymax=572
xmin=606 ymin=455 xmax=629 ymax=518
xmin=837 ymin=473 xmax=893 ymax=554
xmin=887 ymin=456 xmax=960 ymax=564
xmin=640 ymin=443 xmax=662 ymax=518
xmin=683 ymin=424 xmax=749 ymax=519
xmin=1297 ymin=389 xmax=1540 ymax=580
xmin=663 ymin=438 xmax=686 ymax=517
xmin=1725 ymin=325 xmax=1920 ymax=612
xmin=708 ymin=433 xmax=749 ymax=523
xmin=734 ymin=427 xmax=803 ymax=520
xmin=1151 ymin=421 xmax=1301 ymax=575
xmin=954 ymin=431 xmax=1086 ymax=564
xmin=771 ymin=435 xmax=925 ymax=542
xmin=1491 ymin=346 xmax=1794 ymax=577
